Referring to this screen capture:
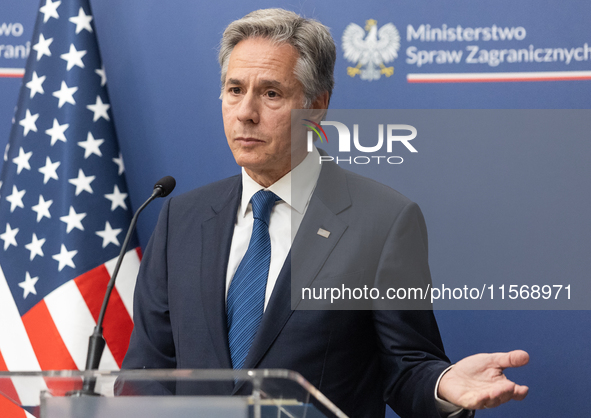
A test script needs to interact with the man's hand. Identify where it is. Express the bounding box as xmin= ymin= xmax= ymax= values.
xmin=438 ymin=350 xmax=529 ymax=410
